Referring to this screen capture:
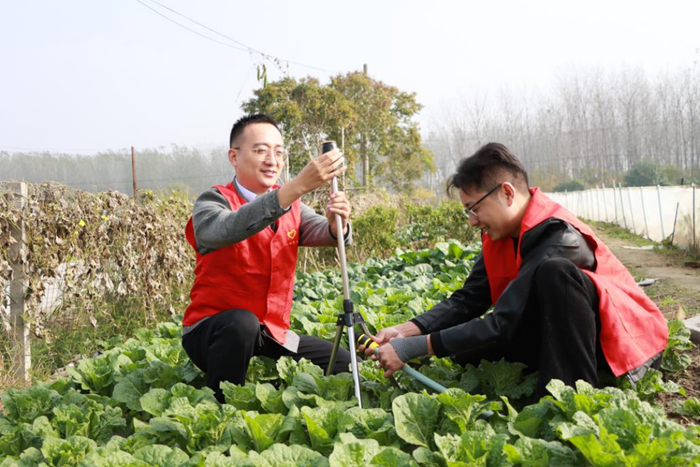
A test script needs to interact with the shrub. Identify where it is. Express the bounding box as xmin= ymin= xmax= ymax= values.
xmin=352 ymin=205 xmax=400 ymax=258
xmin=395 ymin=200 xmax=476 ymax=250
xmin=624 ymin=161 xmax=668 ymax=187
xmin=552 ymin=179 xmax=586 ymax=192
